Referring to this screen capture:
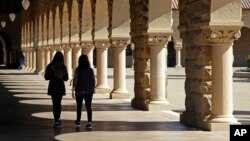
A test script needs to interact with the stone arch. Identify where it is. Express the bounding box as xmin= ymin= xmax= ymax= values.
xmin=54 ymin=6 xmax=61 ymax=45
xmin=94 ymin=0 xmax=109 ymax=39
xmin=27 ymin=21 xmax=30 ymax=47
xmin=38 ymin=15 xmax=43 ymax=46
xmin=30 ymin=20 xmax=34 ymax=47
xmin=21 ymin=23 xmax=26 ymax=48
xmin=22 ymin=23 xmax=26 ymax=47
xmin=81 ymin=0 xmax=92 ymax=42
xmin=71 ymin=0 xmax=80 ymax=43
xmin=45 ymin=10 xmax=50 ymax=46
xmin=61 ymin=2 xmax=70 ymax=44
xmin=48 ymin=10 xmax=53 ymax=45
xmin=233 ymin=26 xmax=250 ymax=66
xmin=0 ymin=30 xmax=12 ymax=67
